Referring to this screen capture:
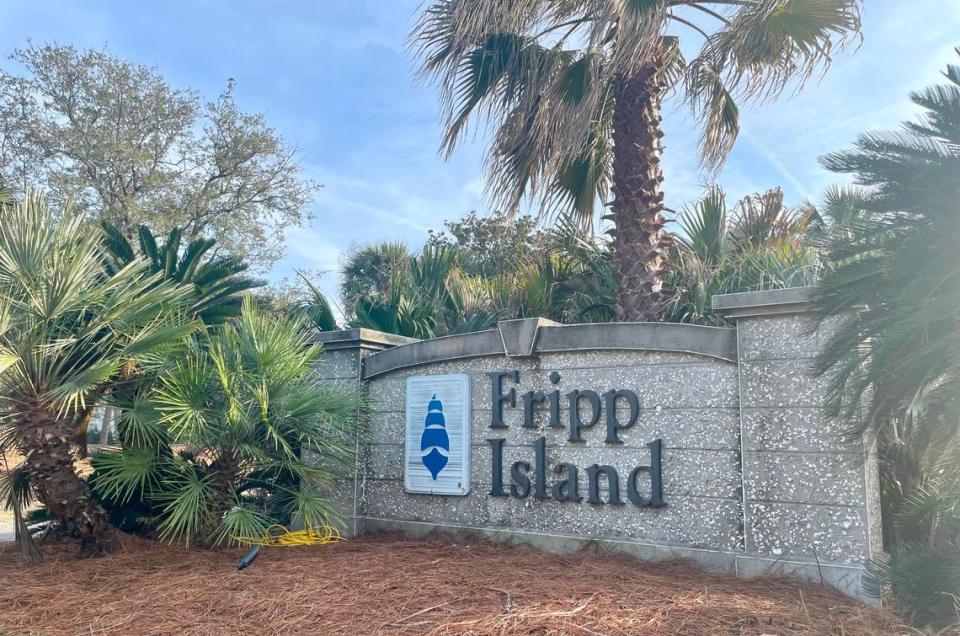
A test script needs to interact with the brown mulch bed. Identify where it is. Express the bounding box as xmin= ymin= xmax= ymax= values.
xmin=0 ymin=532 xmax=906 ymax=635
